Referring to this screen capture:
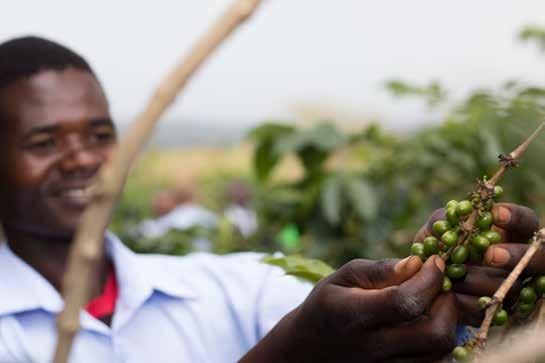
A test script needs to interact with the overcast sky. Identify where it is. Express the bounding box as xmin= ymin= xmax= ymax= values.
xmin=2 ymin=1 xmax=545 ymax=131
